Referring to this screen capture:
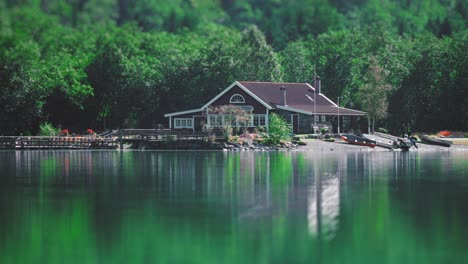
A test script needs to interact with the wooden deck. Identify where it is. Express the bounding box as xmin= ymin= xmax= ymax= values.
xmin=0 ymin=136 xmax=118 ymax=149
xmin=0 ymin=129 xmax=224 ymax=150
